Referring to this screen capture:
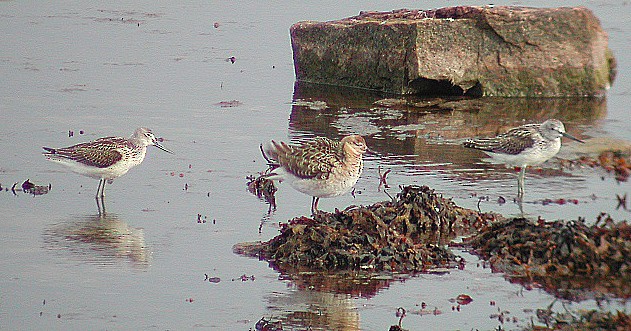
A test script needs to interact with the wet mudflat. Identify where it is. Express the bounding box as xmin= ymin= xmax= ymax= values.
xmin=1 ymin=1 xmax=630 ymax=330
